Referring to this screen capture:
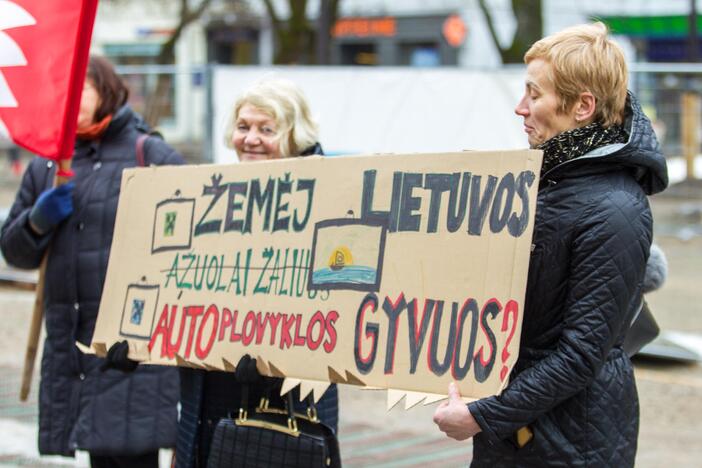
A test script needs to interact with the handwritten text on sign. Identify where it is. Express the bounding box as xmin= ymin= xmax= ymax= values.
xmin=93 ymin=150 xmax=541 ymax=397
